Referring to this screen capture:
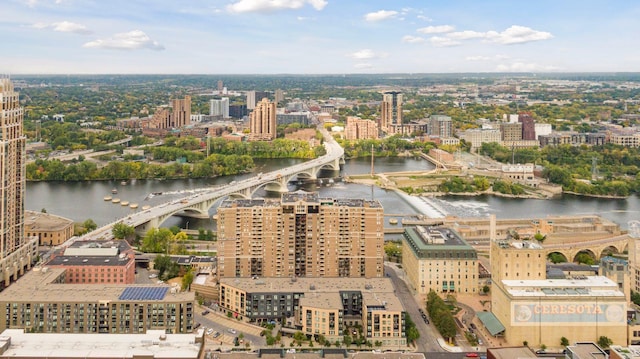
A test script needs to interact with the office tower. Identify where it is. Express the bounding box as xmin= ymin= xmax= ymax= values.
xmin=518 ymin=112 xmax=536 ymax=140
xmin=209 ymin=98 xmax=230 ymax=118
xmin=246 ymin=91 xmax=256 ymax=110
xmin=275 ymin=89 xmax=284 ymax=104
xmin=500 ymin=122 xmax=523 ymax=141
xmin=249 ymin=98 xmax=277 ymax=140
xmin=217 ymin=192 xmax=384 ymax=278
xmin=429 ymin=115 xmax=453 ymax=138
xmin=171 ymin=96 xmax=191 ymax=128
xmin=380 ymin=91 xmax=402 ymax=132
xmin=0 ymin=78 xmax=38 ymax=288
xmin=217 ymin=80 xmax=223 ymax=93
